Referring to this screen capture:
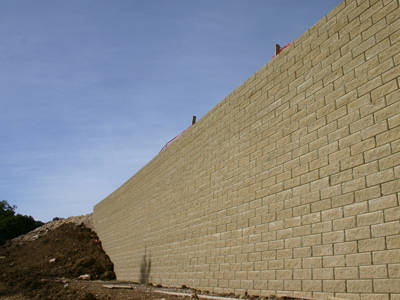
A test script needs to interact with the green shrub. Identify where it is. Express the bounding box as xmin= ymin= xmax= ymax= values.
xmin=0 ymin=200 xmax=44 ymax=245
